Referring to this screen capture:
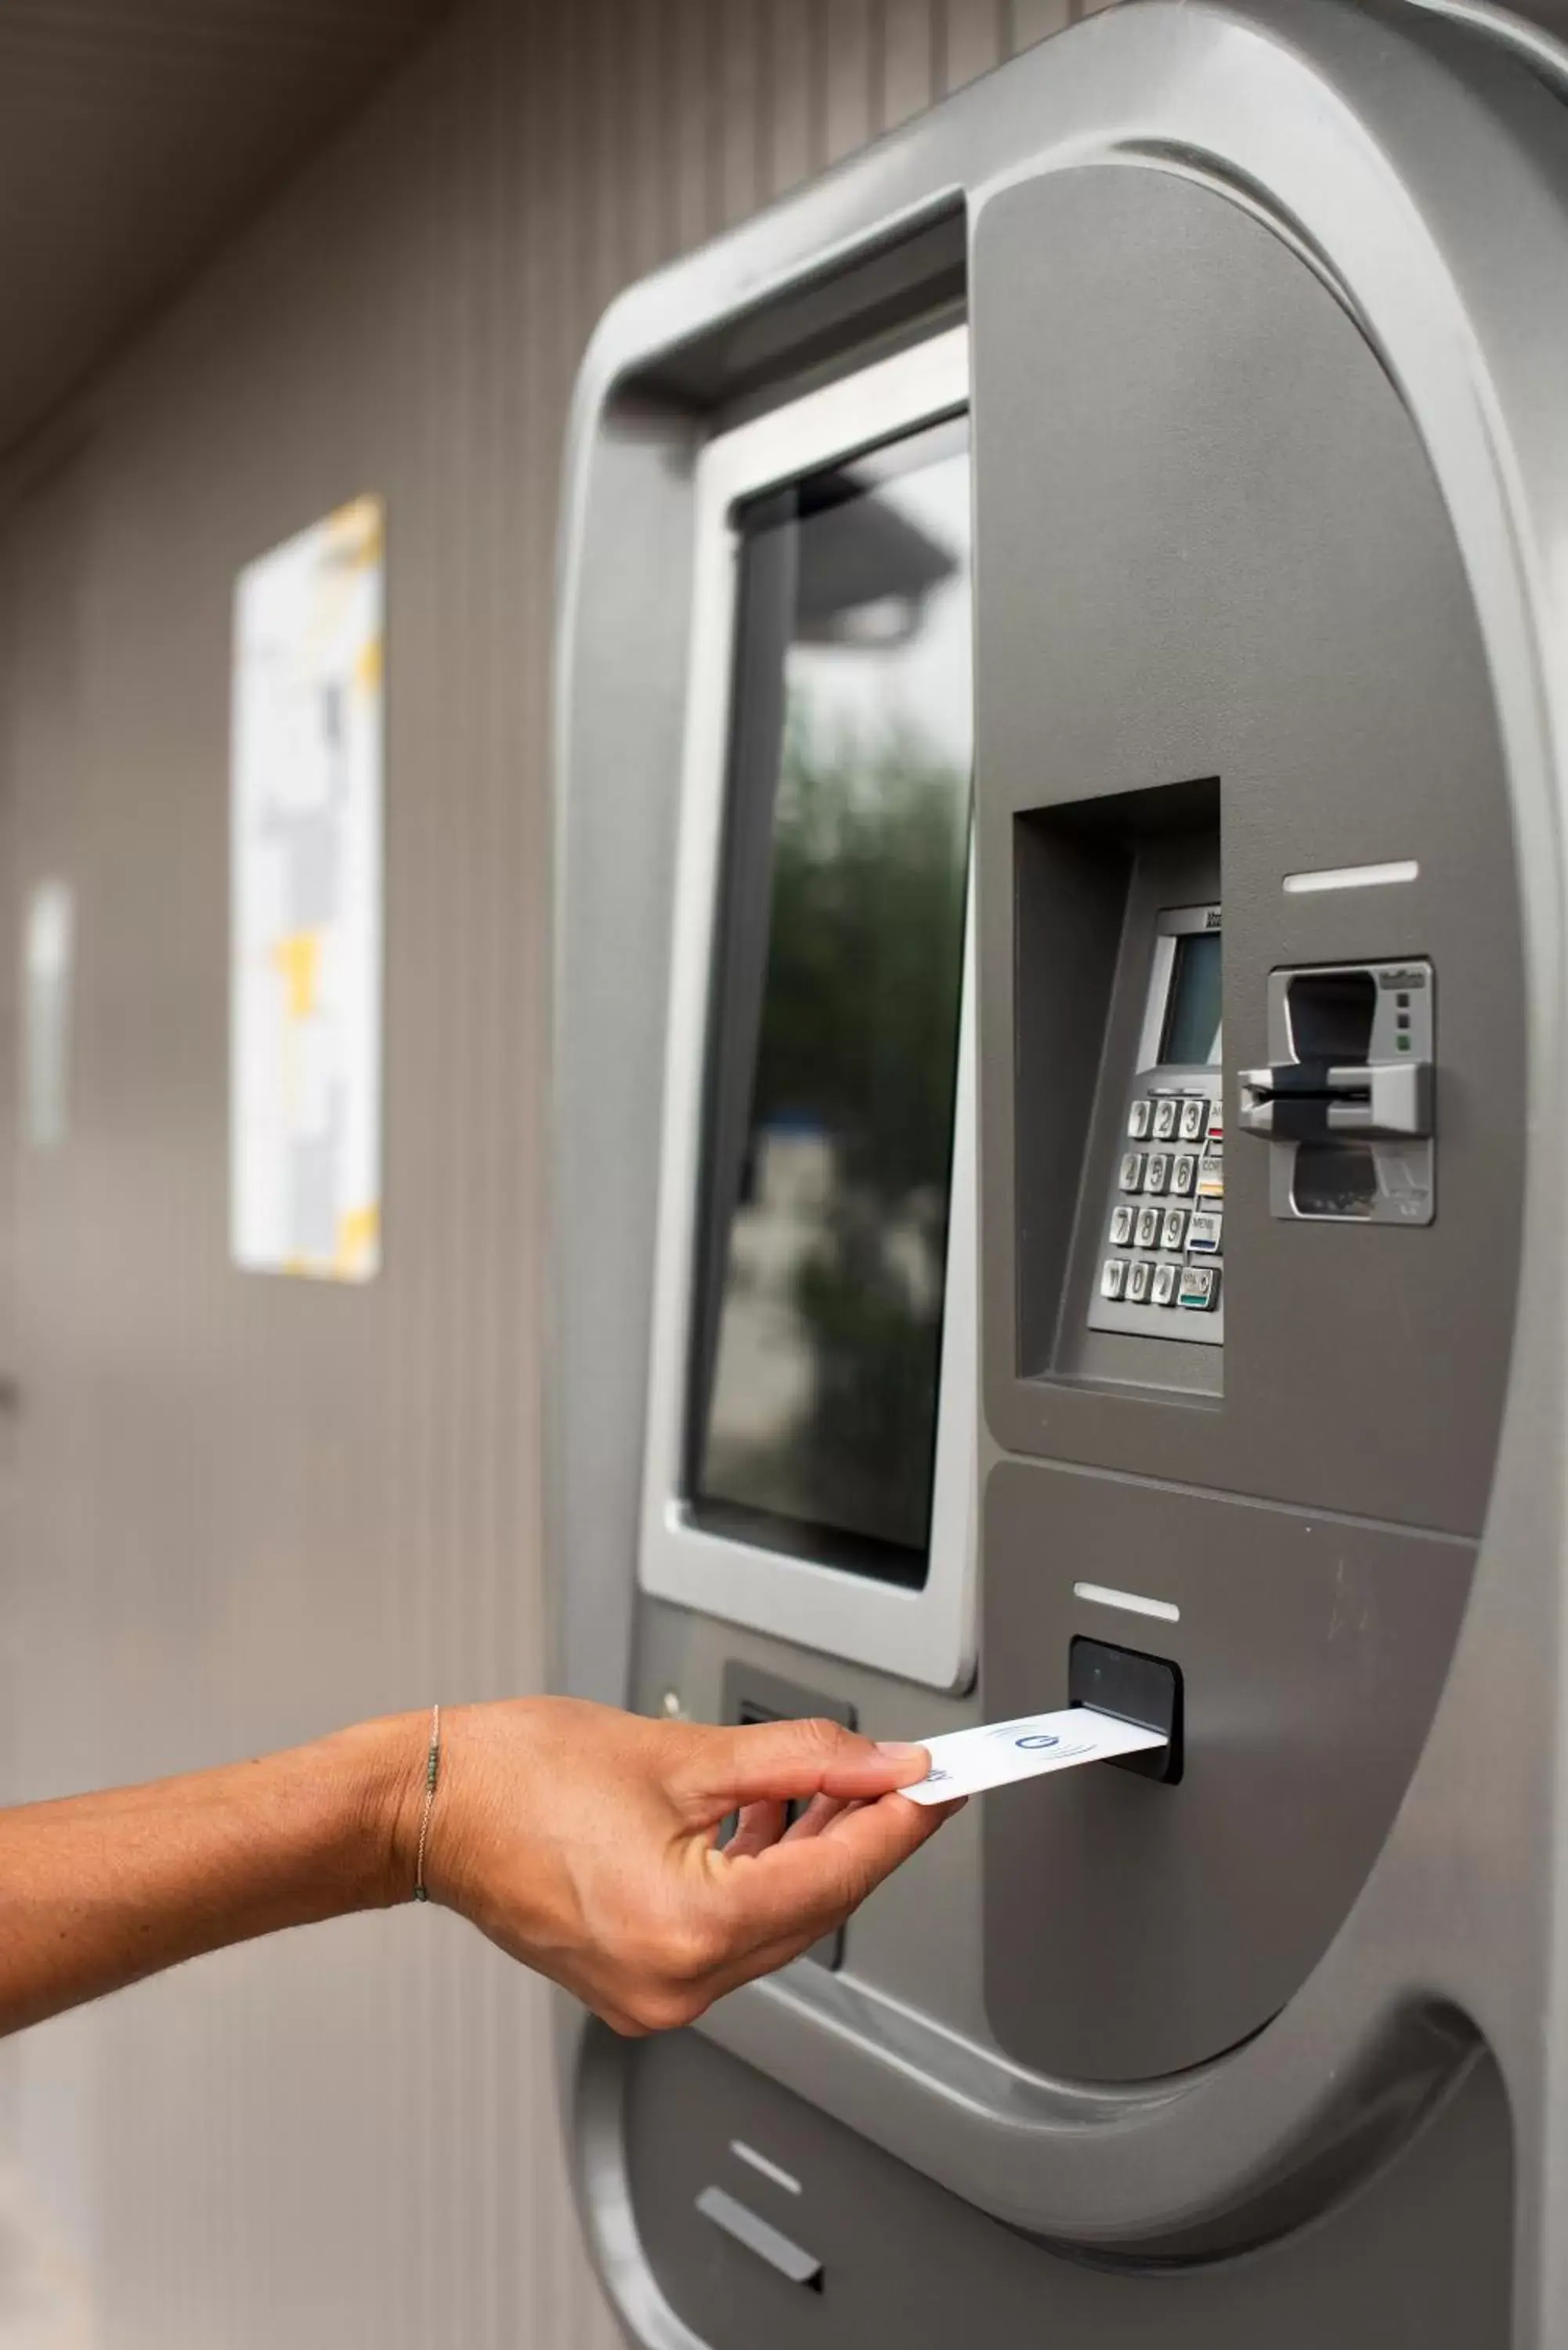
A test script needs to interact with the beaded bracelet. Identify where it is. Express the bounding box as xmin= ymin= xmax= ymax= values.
xmin=413 ymin=1703 xmax=441 ymax=1902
